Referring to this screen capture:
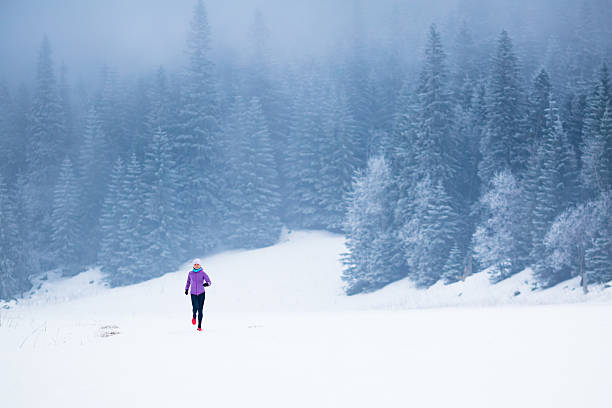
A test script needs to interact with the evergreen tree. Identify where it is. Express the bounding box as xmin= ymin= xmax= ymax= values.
xmin=142 ymin=127 xmax=185 ymax=277
xmin=0 ymin=176 xmax=30 ymax=300
xmin=441 ymin=243 xmax=465 ymax=284
xmin=473 ymin=170 xmax=530 ymax=282
xmin=531 ymin=96 xmax=580 ymax=286
xmin=0 ymin=82 xmax=16 ymax=178
xmin=544 ymin=193 xmax=610 ymax=293
xmin=145 ymin=67 xmax=171 ymax=136
xmin=58 ymin=63 xmax=74 ymax=156
xmin=479 ymin=30 xmax=525 ymax=185
xmin=412 ymin=24 xmax=457 ymax=184
xmin=50 ymin=158 xmax=80 ymax=275
xmin=585 ymin=226 xmax=612 ymax=285
xmin=342 ymin=156 xmax=404 ymax=294
xmin=96 ymin=67 xmax=130 ymax=162
xmin=223 ymin=97 xmax=282 ymax=248
xmin=99 ymin=157 xmax=125 ymax=276
xmin=400 ymin=176 xmax=458 ymax=287
xmin=283 ymin=72 xmax=325 ymax=229
xmin=176 ymin=0 xmax=222 ymax=253
xmin=76 ymin=107 xmax=111 ymax=264
xmin=26 ymin=37 xmax=66 ymax=256
xmin=113 ymin=153 xmax=148 ymax=284
xmin=315 ymin=88 xmax=359 ymax=231
xmin=342 ymin=1 xmax=378 ymax=163
xmin=526 ymin=69 xmax=552 ymax=146
xmin=581 ymin=64 xmax=612 ymax=195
